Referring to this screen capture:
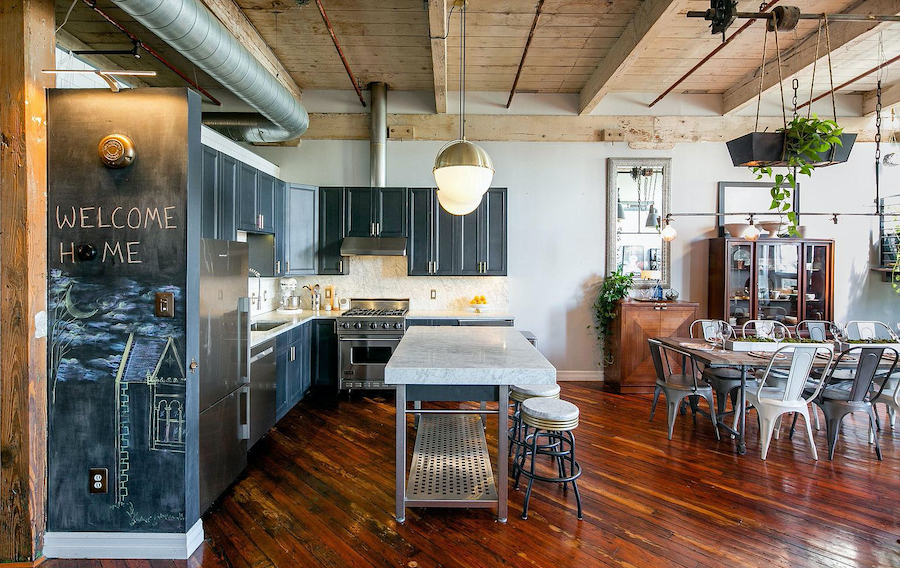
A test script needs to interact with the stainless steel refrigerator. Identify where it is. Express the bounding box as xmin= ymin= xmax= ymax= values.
xmin=198 ymin=239 xmax=251 ymax=514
